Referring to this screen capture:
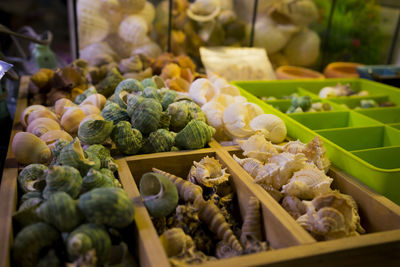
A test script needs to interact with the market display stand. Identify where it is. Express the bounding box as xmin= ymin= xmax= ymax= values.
xmin=1 ymin=77 xmax=400 ymax=267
